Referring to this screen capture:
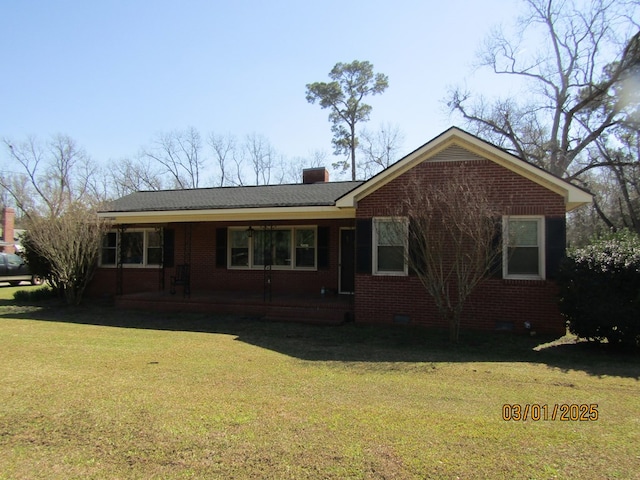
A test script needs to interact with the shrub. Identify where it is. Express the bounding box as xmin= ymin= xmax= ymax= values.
xmin=557 ymin=229 xmax=640 ymax=347
xmin=20 ymin=231 xmax=56 ymax=289
xmin=13 ymin=286 xmax=58 ymax=303
xmin=21 ymin=203 xmax=108 ymax=305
